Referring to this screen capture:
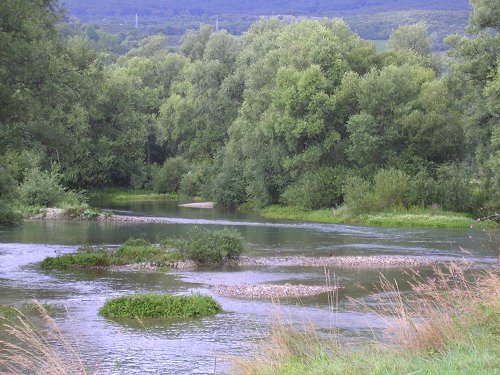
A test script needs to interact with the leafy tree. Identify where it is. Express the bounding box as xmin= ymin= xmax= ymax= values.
xmin=388 ymin=22 xmax=433 ymax=56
